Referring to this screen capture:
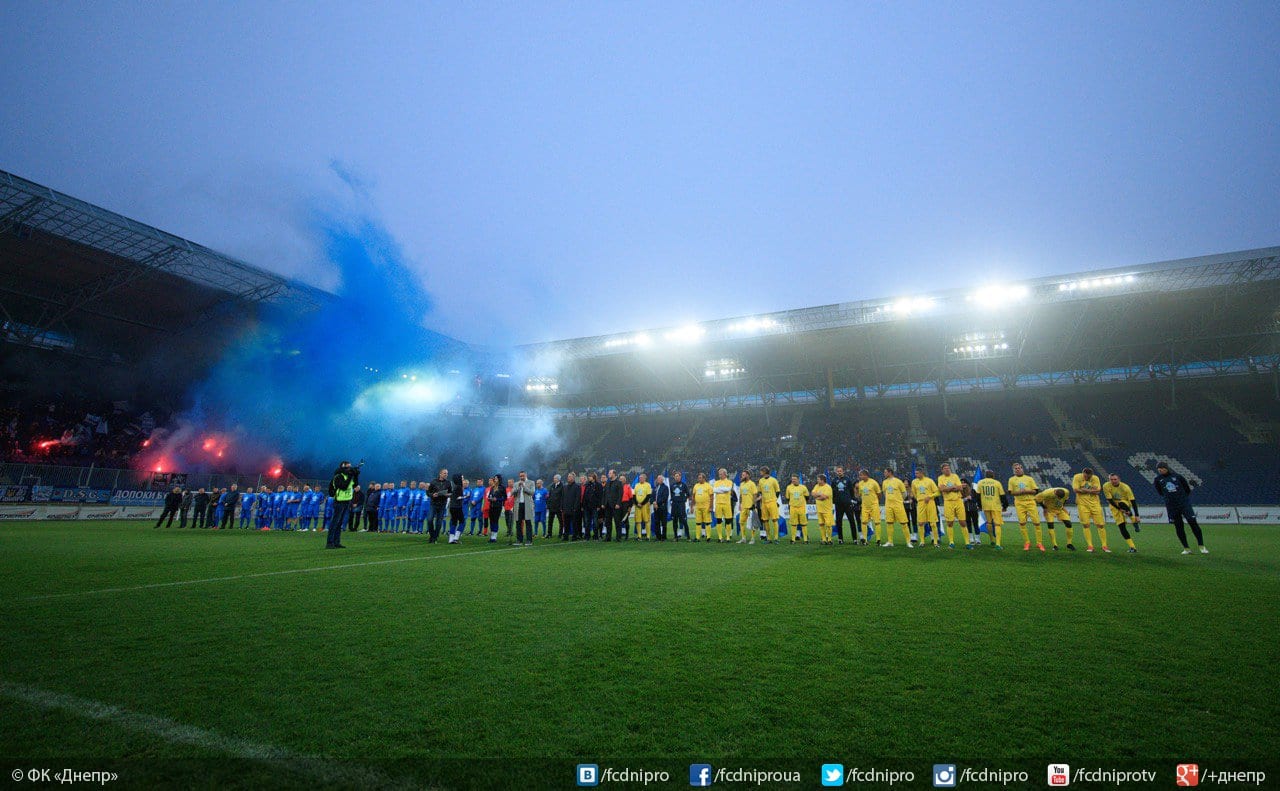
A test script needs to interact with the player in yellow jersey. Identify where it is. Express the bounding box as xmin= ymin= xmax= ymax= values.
xmin=1035 ymin=487 xmax=1074 ymax=549
xmin=632 ymin=473 xmax=653 ymax=540
xmin=737 ymin=469 xmax=759 ymax=545
xmin=874 ymin=468 xmax=905 ymax=547
xmin=785 ymin=475 xmax=810 ymax=543
xmin=1007 ymin=462 xmax=1046 ymax=551
xmin=974 ymin=472 xmax=1006 ymax=549
xmin=812 ymin=473 xmax=835 ymax=544
xmin=1103 ymin=473 xmax=1139 ymax=553
xmin=1072 ymin=467 xmax=1108 ymax=552
xmin=712 ymin=468 xmax=734 ymax=542
xmin=855 ymin=470 xmax=881 ymax=544
xmin=910 ymin=469 xmax=940 ymax=547
xmin=937 ymin=463 xmax=970 ymax=549
xmin=691 ymin=473 xmax=713 ymax=542
xmin=757 ymin=466 xmax=781 ymax=543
